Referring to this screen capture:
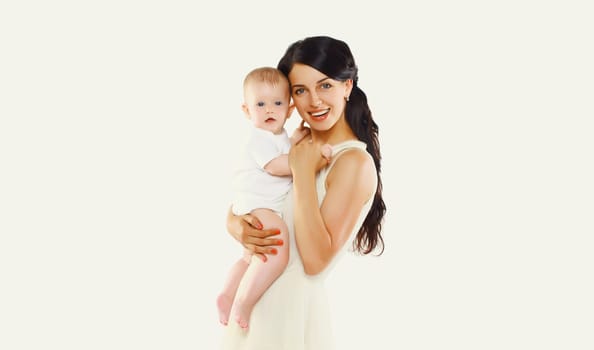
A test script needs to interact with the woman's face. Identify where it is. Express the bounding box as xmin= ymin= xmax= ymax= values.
xmin=288 ymin=63 xmax=352 ymax=132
